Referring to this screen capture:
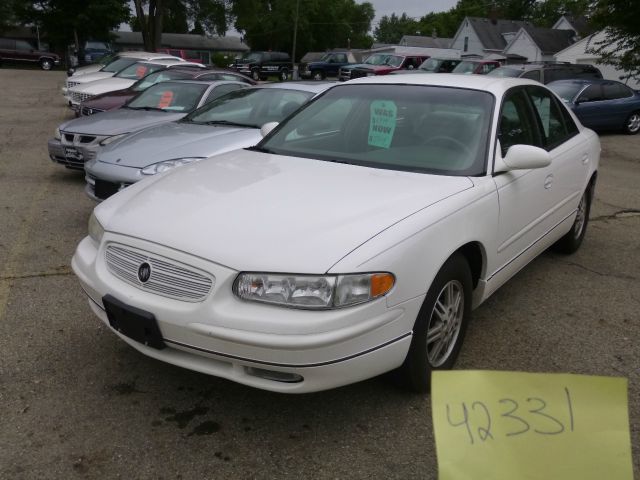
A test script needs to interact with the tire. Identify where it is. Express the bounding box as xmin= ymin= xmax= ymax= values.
xmin=311 ymin=70 xmax=324 ymax=81
xmin=553 ymin=184 xmax=592 ymax=254
xmin=395 ymin=253 xmax=472 ymax=393
xmin=279 ymin=69 xmax=288 ymax=82
xmin=623 ymin=111 xmax=640 ymax=135
xmin=251 ymin=69 xmax=260 ymax=81
xmin=40 ymin=58 xmax=53 ymax=70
